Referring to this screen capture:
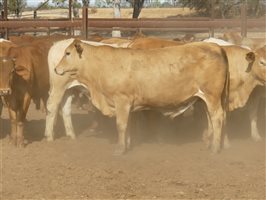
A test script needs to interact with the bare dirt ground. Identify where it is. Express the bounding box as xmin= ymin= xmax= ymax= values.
xmin=0 ymin=99 xmax=265 ymax=199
